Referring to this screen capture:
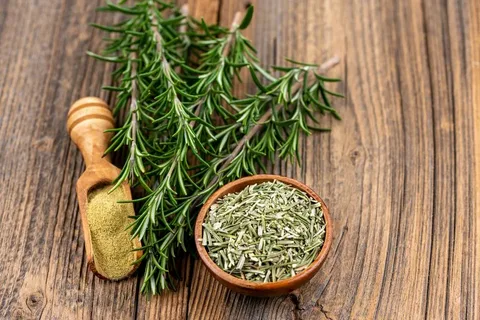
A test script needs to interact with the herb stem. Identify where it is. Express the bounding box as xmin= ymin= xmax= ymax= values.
xmin=129 ymin=51 xmax=138 ymax=180
xmin=175 ymin=4 xmax=189 ymax=74
xmin=148 ymin=4 xmax=193 ymax=182
xmin=149 ymin=6 xmax=178 ymax=93
xmin=180 ymin=4 xmax=189 ymax=30
xmin=222 ymin=12 xmax=243 ymax=56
